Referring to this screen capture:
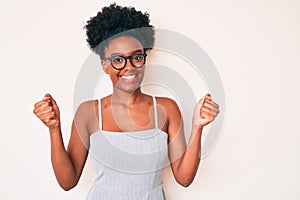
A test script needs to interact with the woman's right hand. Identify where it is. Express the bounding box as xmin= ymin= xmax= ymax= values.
xmin=33 ymin=93 xmax=61 ymax=129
